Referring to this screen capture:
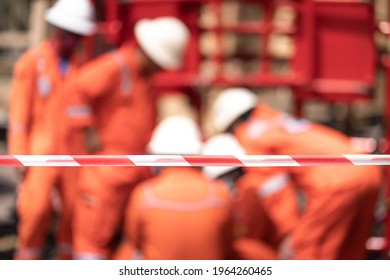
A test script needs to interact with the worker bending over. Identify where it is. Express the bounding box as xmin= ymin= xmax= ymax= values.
xmin=203 ymin=134 xmax=299 ymax=259
xmin=209 ymin=88 xmax=382 ymax=259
